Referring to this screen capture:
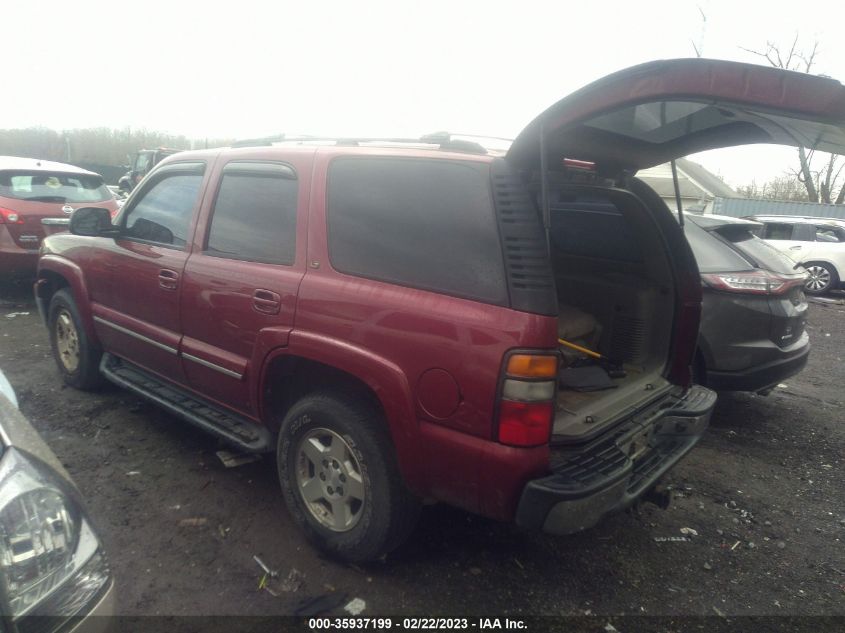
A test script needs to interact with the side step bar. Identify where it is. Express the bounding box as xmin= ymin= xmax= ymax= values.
xmin=100 ymin=353 xmax=271 ymax=452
